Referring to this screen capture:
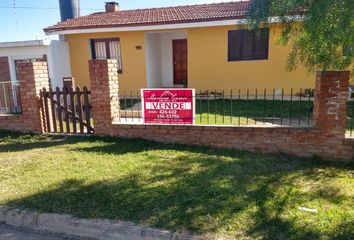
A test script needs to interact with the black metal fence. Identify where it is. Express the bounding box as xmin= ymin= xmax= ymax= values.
xmin=119 ymin=88 xmax=315 ymax=127
xmin=0 ymin=81 xmax=21 ymax=114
